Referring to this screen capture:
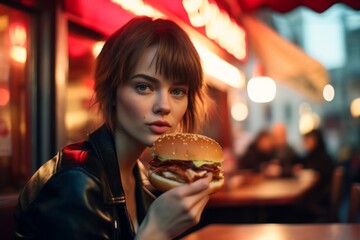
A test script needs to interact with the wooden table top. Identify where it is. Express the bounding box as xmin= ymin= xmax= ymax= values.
xmin=208 ymin=169 xmax=318 ymax=207
xmin=182 ymin=223 xmax=360 ymax=240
